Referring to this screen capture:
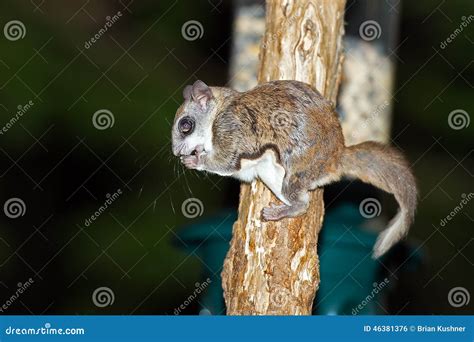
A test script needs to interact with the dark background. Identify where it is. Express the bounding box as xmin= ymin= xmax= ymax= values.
xmin=0 ymin=0 xmax=472 ymax=315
